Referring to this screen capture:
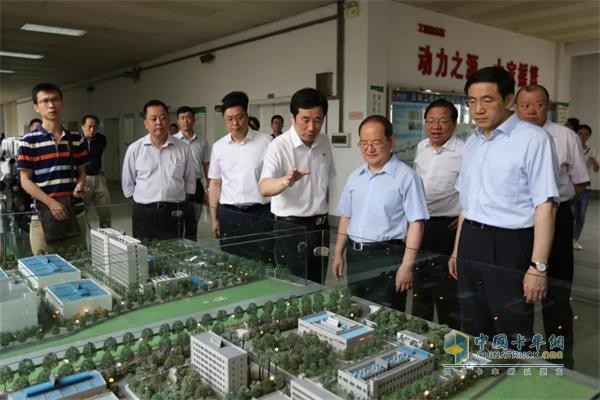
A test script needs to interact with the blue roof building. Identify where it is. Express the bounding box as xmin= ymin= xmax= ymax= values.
xmin=8 ymin=370 xmax=110 ymax=400
xmin=45 ymin=279 xmax=112 ymax=319
xmin=18 ymin=254 xmax=80 ymax=289
xmin=298 ymin=311 xmax=375 ymax=352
